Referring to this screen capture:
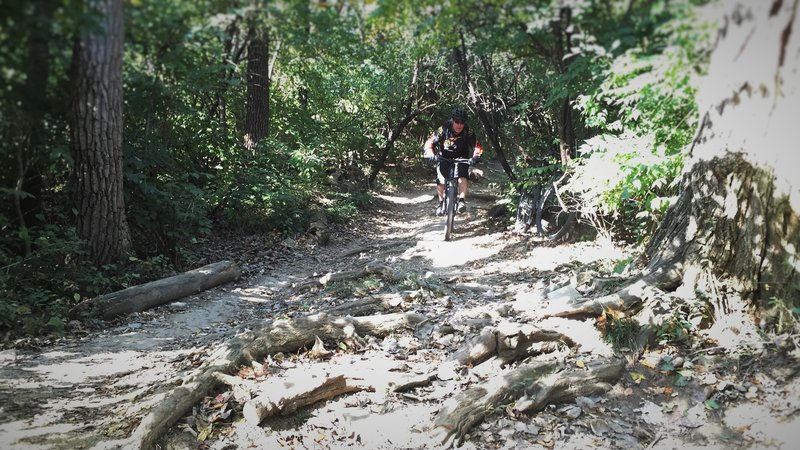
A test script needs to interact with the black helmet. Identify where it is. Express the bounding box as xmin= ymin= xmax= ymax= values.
xmin=451 ymin=107 xmax=467 ymax=122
